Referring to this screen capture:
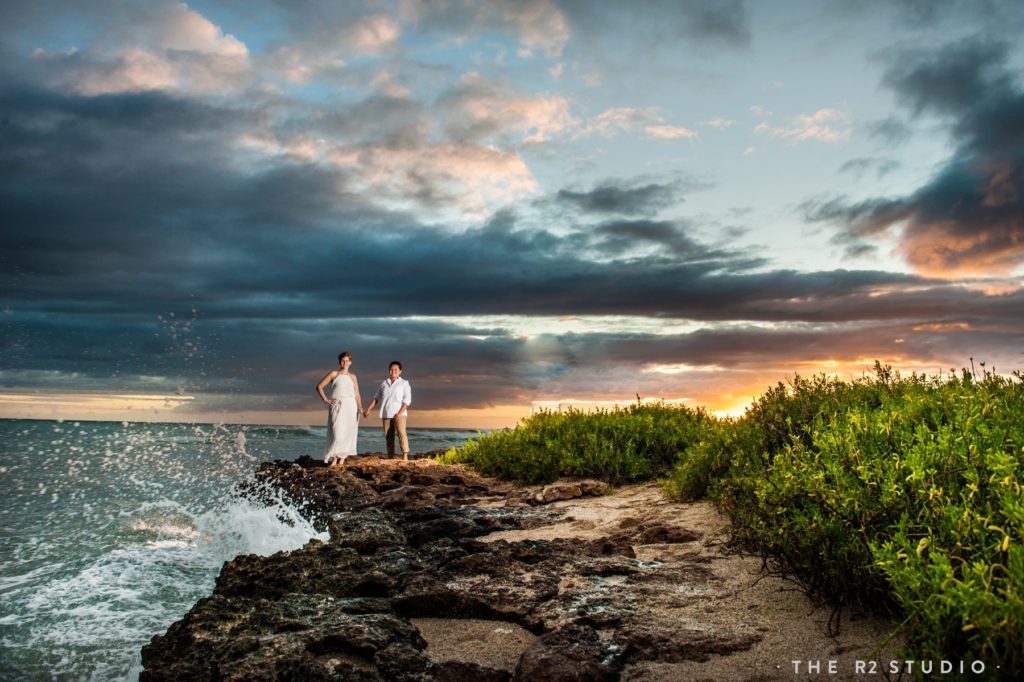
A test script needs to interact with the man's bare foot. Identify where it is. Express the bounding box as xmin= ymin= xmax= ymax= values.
xmin=402 ymin=453 xmax=409 ymax=461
